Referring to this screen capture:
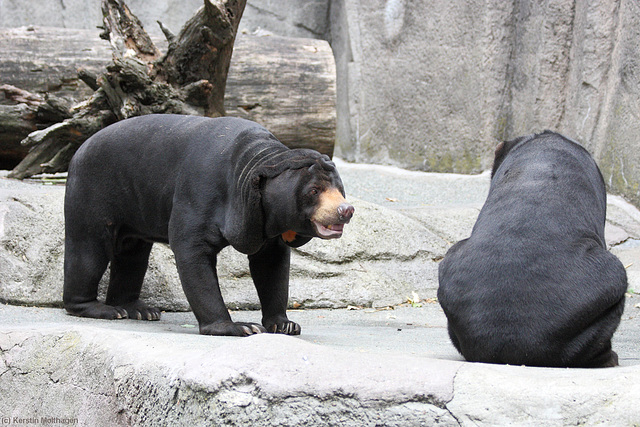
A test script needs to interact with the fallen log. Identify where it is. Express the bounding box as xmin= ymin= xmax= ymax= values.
xmin=0 ymin=85 xmax=74 ymax=169
xmin=0 ymin=104 xmax=34 ymax=169
xmin=0 ymin=22 xmax=336 ymax=172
